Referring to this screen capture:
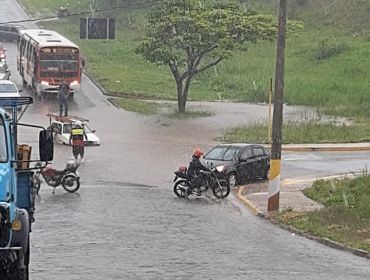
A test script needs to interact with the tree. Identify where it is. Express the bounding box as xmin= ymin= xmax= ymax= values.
xmin=136 ymin=0 xmax=301 ymax=112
